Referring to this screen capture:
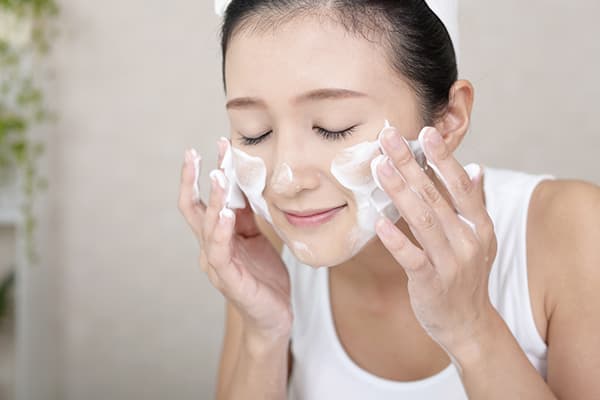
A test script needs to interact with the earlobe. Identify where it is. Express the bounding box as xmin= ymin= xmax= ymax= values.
xmin=434 ymin=79 xmax=474 ymax=152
